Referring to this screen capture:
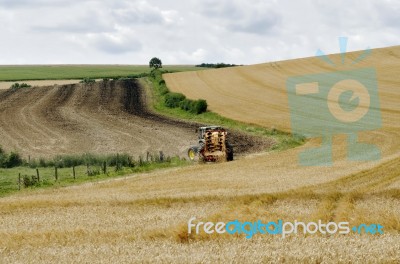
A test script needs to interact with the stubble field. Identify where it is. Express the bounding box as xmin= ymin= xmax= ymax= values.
xmin=1 ymin=46 xmax=400 ymax=263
